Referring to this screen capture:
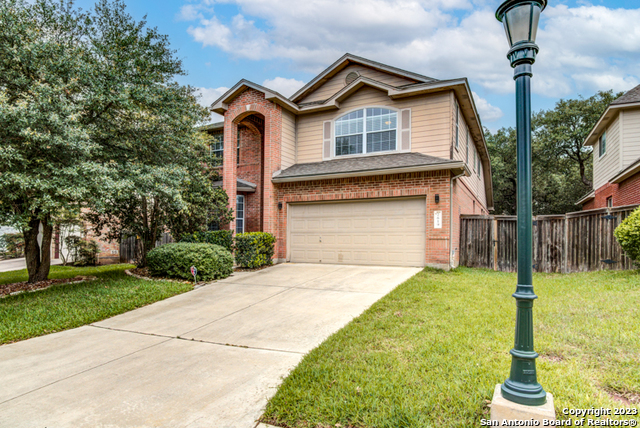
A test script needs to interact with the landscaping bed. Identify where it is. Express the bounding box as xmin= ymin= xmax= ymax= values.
xmin=1 ymin=275 xmax=97 ymax=297
xmin=261 ymin=267 xmax=640 ymax=427
xmin=0 ymin=264 xmax=192 ymax=345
